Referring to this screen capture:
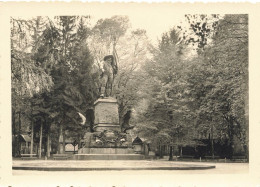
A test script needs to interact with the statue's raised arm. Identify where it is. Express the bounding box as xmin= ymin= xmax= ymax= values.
xmin=112 ymin=43 xmax=118 ymax=76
